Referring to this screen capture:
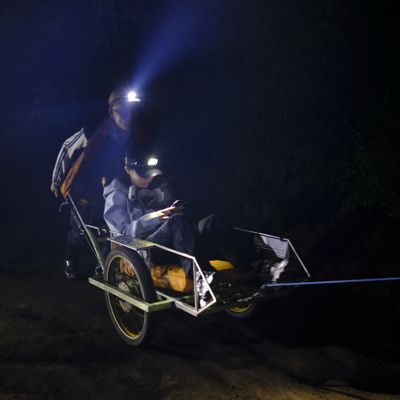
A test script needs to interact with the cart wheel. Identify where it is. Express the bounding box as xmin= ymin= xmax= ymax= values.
xmin=104 ymin=247 xmax=157 ymax=346
xmin=226 ymin=303 xmax=256 ymax=319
